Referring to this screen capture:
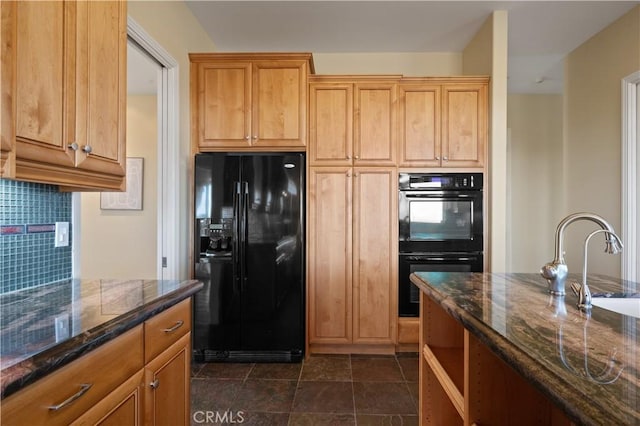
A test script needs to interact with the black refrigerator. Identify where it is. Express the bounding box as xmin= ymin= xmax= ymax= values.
xmin=193 ymin=153 xmax=305 ymax=362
